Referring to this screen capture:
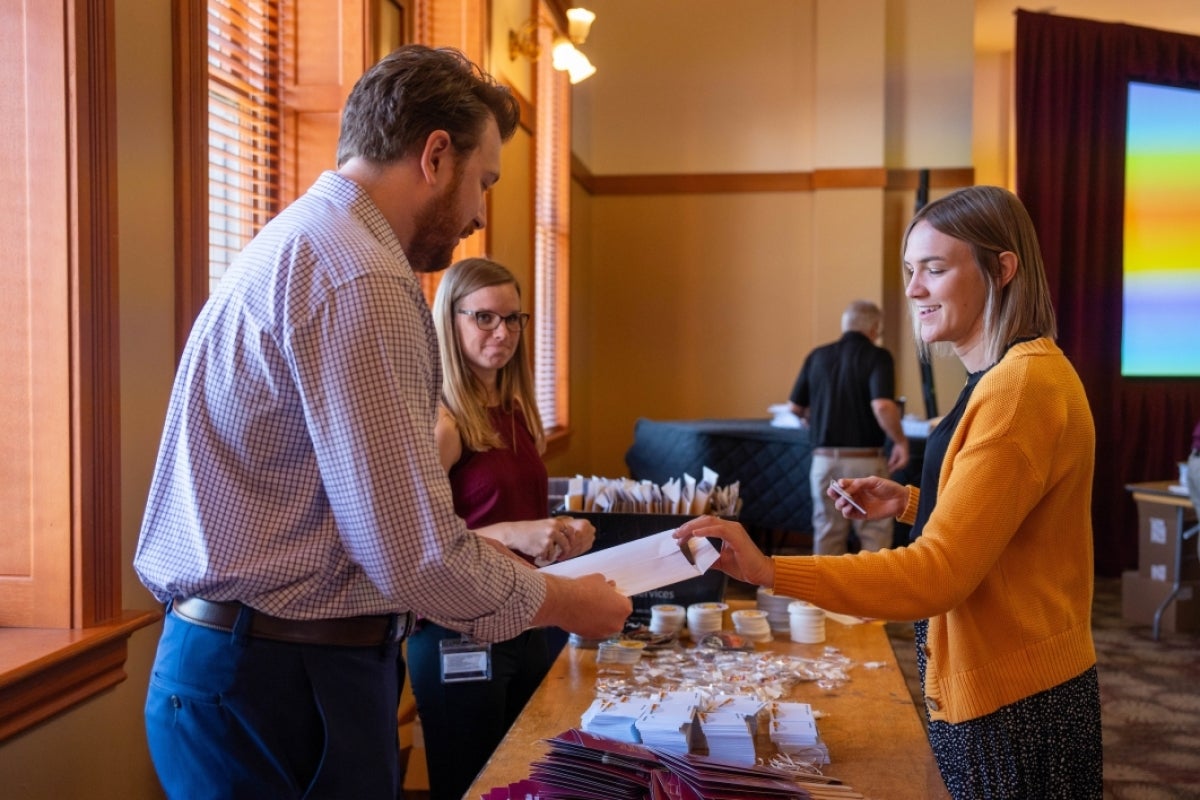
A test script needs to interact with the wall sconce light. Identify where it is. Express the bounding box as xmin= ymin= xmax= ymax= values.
xmin=509 ymin=6 xmax=597 ymax=84
xmin=565 ymin=7 xmax=596 ymax=42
